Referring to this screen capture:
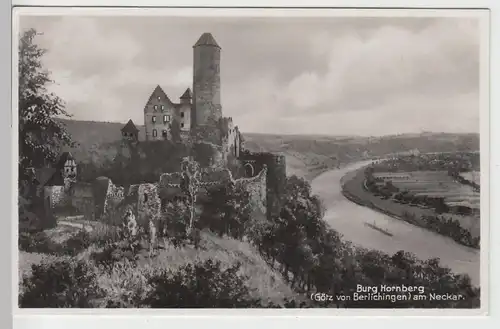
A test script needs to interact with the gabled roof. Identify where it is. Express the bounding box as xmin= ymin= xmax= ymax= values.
xmin=34 ymin=167 xmax=57 ymax=186
xmin=146 ymin=85 xmax=173 ymax=105
xmin=194 ymin=32 xmax=220 ymax=48
xmin=121 ymin=119 xmax=139 ymax=133
xmin=180 ymin=88 xmax=192 ymax=100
